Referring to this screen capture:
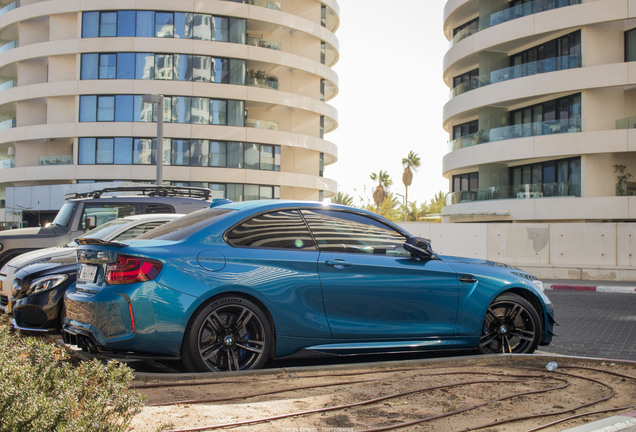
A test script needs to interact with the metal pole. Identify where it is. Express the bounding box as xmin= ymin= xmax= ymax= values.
xmin=156 ymin=96 xmax=163 ymax=186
